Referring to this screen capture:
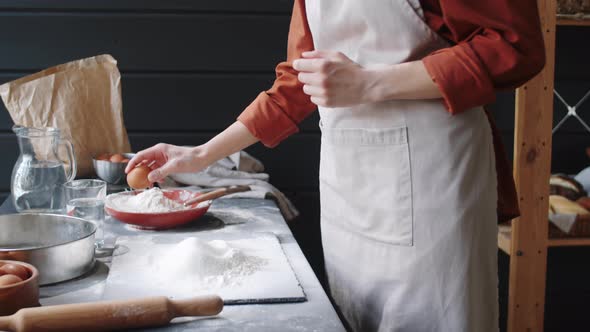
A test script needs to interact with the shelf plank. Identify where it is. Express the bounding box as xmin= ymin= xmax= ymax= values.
xmin=499 ymin=224 xmax=512 ymax=255
xmin=557 ymin=18 xmax=590 ymax=26
xmin=557 ymin=14 xmax=590 ymax=26
xmin=499 ymin=225 xmax=590 ymax=249
xmin=547 ymin=238 xmax=590 ymax=247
